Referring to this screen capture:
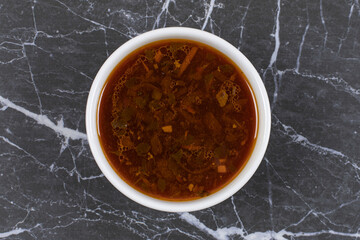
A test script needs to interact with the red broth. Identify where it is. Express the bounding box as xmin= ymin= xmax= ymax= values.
xmin=98 ymin=40 xmax=258 ymax=201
